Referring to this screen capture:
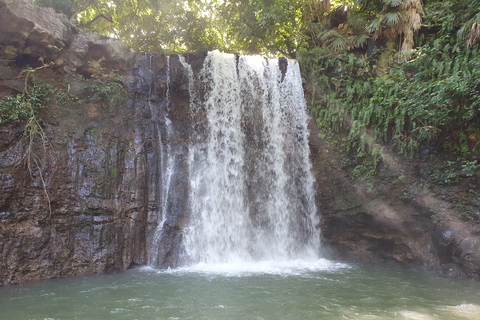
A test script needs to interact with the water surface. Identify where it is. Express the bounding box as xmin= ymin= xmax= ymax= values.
xmin=1 ymin=260 xmax=480 ymax=319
